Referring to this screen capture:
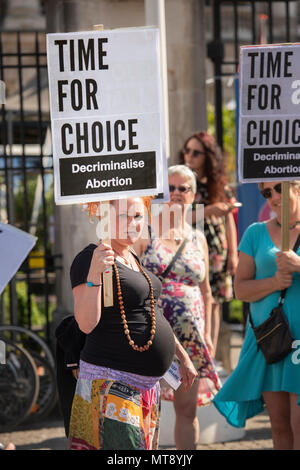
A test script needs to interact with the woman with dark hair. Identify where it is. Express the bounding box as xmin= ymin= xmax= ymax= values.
xmin=180 ymin=131 xmax=238 ymax=357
